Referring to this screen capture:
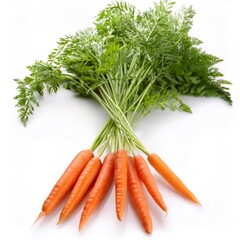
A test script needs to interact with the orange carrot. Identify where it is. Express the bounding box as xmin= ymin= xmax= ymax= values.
xmin=79 ymin=153 xmax=115 ymax=229
xmin=35 ymin=149 xmax=94 ymax=222
xmin=128 ymin=157 xmax=152 ymax=234
xmin=114 ymin=149 xmax=128 ymax=221
xmin=134 ymin=155 xmax=167 ymax=212
xmin=58 ymin=157 xmax=102 ymax=223
xmin=148 ymin=153 xmax=200 ymax=204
